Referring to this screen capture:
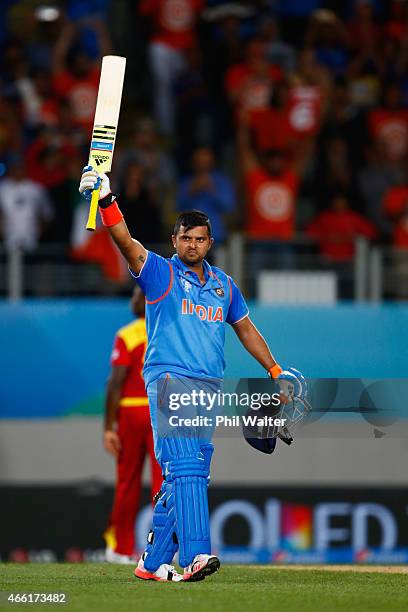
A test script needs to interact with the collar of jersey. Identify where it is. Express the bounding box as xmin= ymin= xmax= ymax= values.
xmin=171 ymin=255 xmax=222 ymax=290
